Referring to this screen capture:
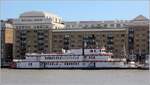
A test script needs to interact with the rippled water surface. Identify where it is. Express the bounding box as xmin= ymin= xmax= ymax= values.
xmin=1 ymin=69 xmax=150 ymax=85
